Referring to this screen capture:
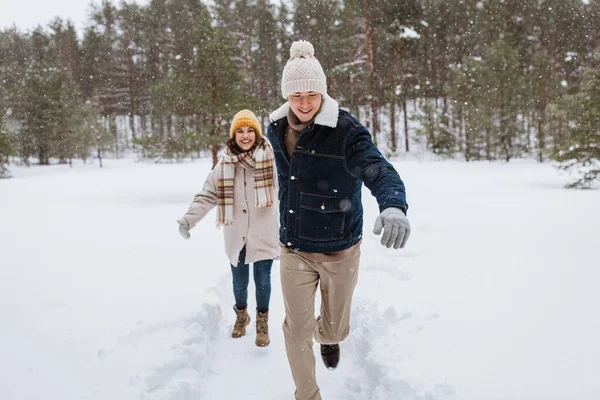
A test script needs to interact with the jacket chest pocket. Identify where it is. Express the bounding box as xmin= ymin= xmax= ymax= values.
xmin=298 ymin=192 xmax=349 ymax=242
